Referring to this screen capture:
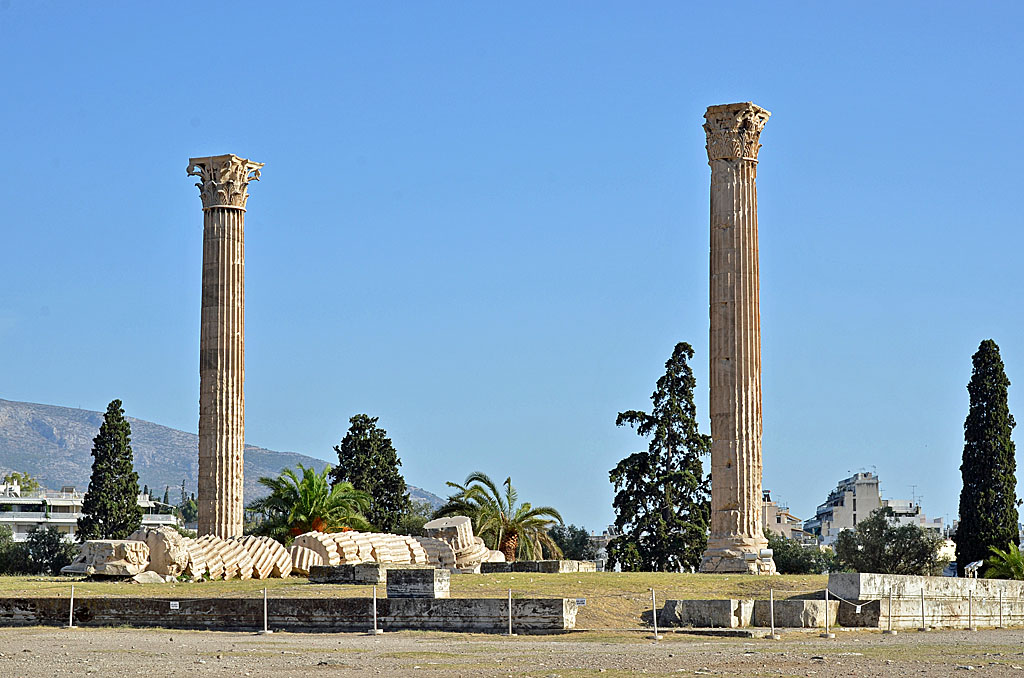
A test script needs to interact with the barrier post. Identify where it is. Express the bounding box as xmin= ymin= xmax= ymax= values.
xmin=918 ymin=589 xmax=927 ymax=631
xmin=819 ymin=588 xmax=835 ymax=638
xmin=257 ymin=587 xmax=273 ymax=635
xmin=768 ymin=587 xmax=780 ymax=640
xmin=999 ymin=590 xmax=1004 ymax=628
xmin=63 ymin=584 xmax=77 ymax=629
xmin=506 ymin=589 xmax=515 ymax=636
xmin=968 ymin=590 xmax=976 ymax=631
xmin=882 ymin=588 xmax=897 ymax=635
xmin=650 ymin=589 xmax=662 ymax=641
xmin=367 ymin=585 xmax=383 ymax=635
